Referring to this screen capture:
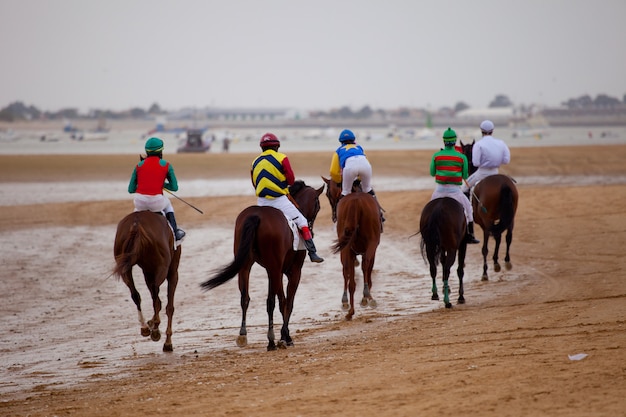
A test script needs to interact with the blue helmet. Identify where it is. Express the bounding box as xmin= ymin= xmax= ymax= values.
xmin=338 ymin=129 xmax=355 ymax=143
